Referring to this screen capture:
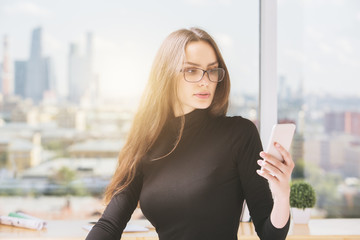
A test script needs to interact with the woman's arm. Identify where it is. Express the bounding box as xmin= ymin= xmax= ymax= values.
xmin=85 ymin=172 xmax=143 ymax=240
xmin=235 ymin=119 xmax=290 ymax=239
xmin=257 ymin=143 xmax=294 ymax=228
